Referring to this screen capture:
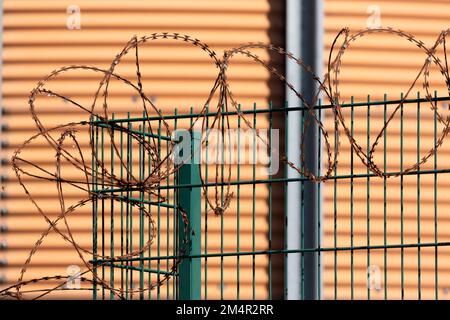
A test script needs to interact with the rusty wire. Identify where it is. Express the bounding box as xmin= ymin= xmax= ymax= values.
xmin=1 ymin=27 xmax=449 ymax=299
